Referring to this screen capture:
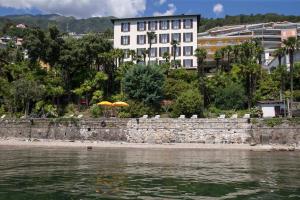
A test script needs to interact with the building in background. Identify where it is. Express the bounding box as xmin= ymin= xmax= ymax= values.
xmin=197 ymin=35 xmax=252 ymax=61
xmin=112 ymin=14 xmax=200 ymax=68
xmin=198 ymin=22 xmax=300 ymax=68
